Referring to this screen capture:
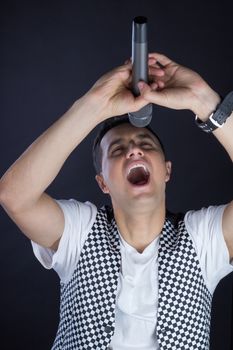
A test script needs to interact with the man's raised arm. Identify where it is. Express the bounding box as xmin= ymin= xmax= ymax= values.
xmin=212 ymin=111 xmax=233 ymax=260
xmin=139 ymin=52 xmax=233 ymax=259
xmin=0 ymin=62 xmax=152 ymax=250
